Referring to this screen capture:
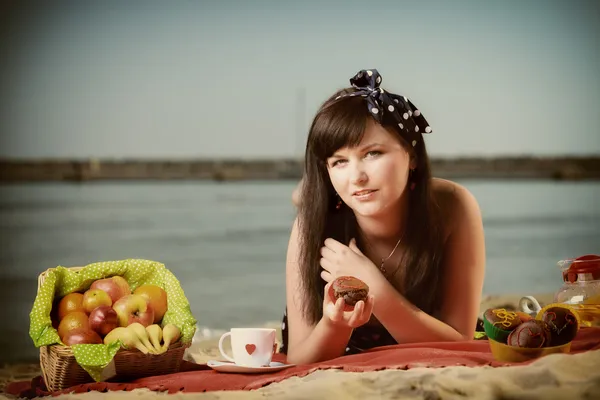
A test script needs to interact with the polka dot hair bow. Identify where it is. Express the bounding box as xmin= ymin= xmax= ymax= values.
xmin=336 ymin=69 xmax=432 ymax=148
